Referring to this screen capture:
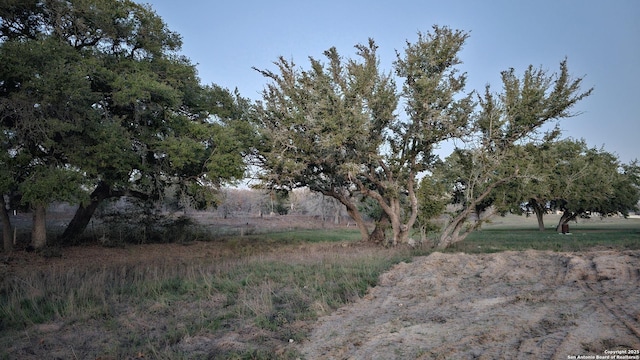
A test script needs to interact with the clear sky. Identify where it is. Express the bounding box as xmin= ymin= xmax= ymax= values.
xmin=145 ymin=0 xmax=639 ymax=164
